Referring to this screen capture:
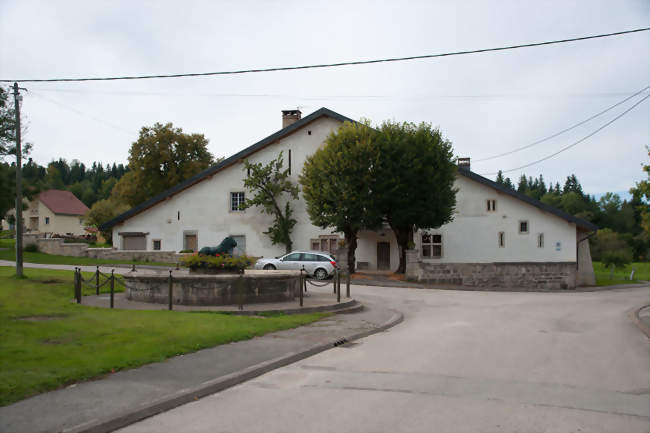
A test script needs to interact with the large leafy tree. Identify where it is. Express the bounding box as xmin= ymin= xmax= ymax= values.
xmin=300 ymin=120 xmax=383 ymax=273
xmin=242 ymin=152 xmax=299 ymax=253
xmin=373 ymin=121 xmax=457 ymax=273
xmin=112 ymin=122 xmax=214 ymax=206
